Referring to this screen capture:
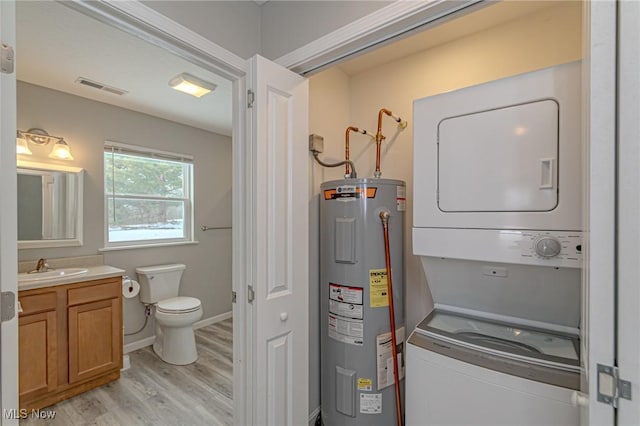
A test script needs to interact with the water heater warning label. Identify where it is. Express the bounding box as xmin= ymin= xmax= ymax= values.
xmin=329 ymin=283 xmax=363 ymax=304
xmin=329 ymin=299 xmax=363 ymax=319
xmin=357 ymin=378 xmax=373 ymax=391
xmin=369 ymin=269 xmax=389 ymax=308
xmin=376 ymin=327 xmax=406 ymax=390
xmin=329 ymin=284 xmax=364 ymax=345
xmin=328 ymin=315 xmax=363 ymax=346
xmin=360 ymin=393 xmax=382 ymax=414
xmin=396 ymin=185 xmax=406 ymax=211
